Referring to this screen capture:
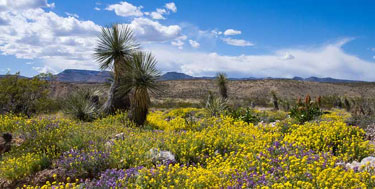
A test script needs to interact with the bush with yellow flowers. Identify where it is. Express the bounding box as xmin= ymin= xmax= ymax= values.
xmin=0 ymin=153 xmax=48 ymax=181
